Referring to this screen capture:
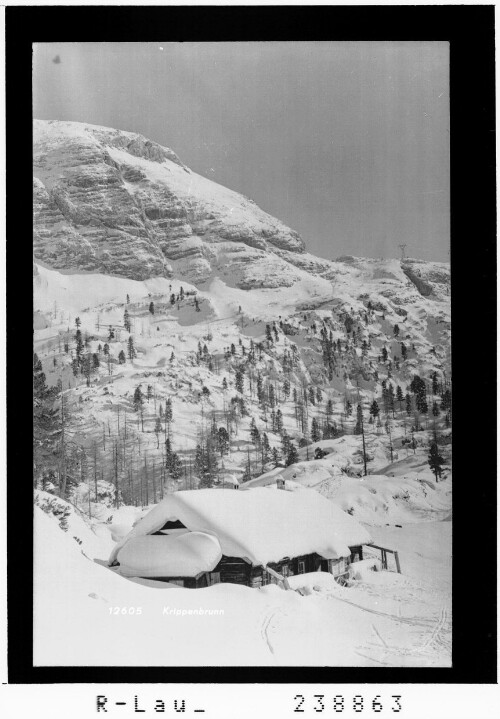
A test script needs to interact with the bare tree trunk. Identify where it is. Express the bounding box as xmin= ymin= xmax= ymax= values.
xmin=114 ymin=441 xmax=119 ymax=509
